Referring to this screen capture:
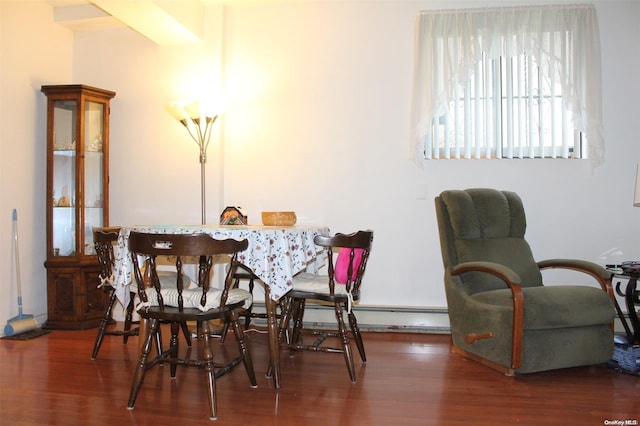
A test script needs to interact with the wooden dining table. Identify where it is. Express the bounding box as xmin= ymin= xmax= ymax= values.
xmin=111 ymin=224 xmax=330 ymax=389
